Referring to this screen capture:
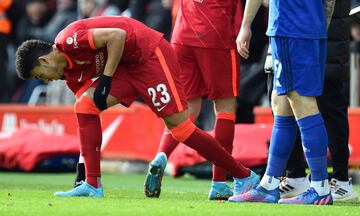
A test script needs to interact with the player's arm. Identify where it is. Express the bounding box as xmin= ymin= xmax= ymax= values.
xmin=324 ymin=0 xmax=336 ymax=29
xmin=236 ymin=0 xmax=262 ymax=59
xmin=91 ymin=28 xmax=126 ymax=111
xmin=92 ymin=28 xmax=126 ymax=77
